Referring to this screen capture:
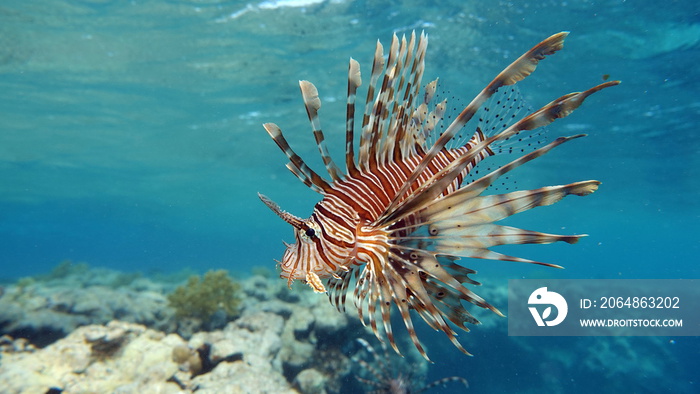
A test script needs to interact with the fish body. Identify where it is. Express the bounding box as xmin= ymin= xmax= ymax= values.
xmin=260 ymin=31 xmax=618 ymax=360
